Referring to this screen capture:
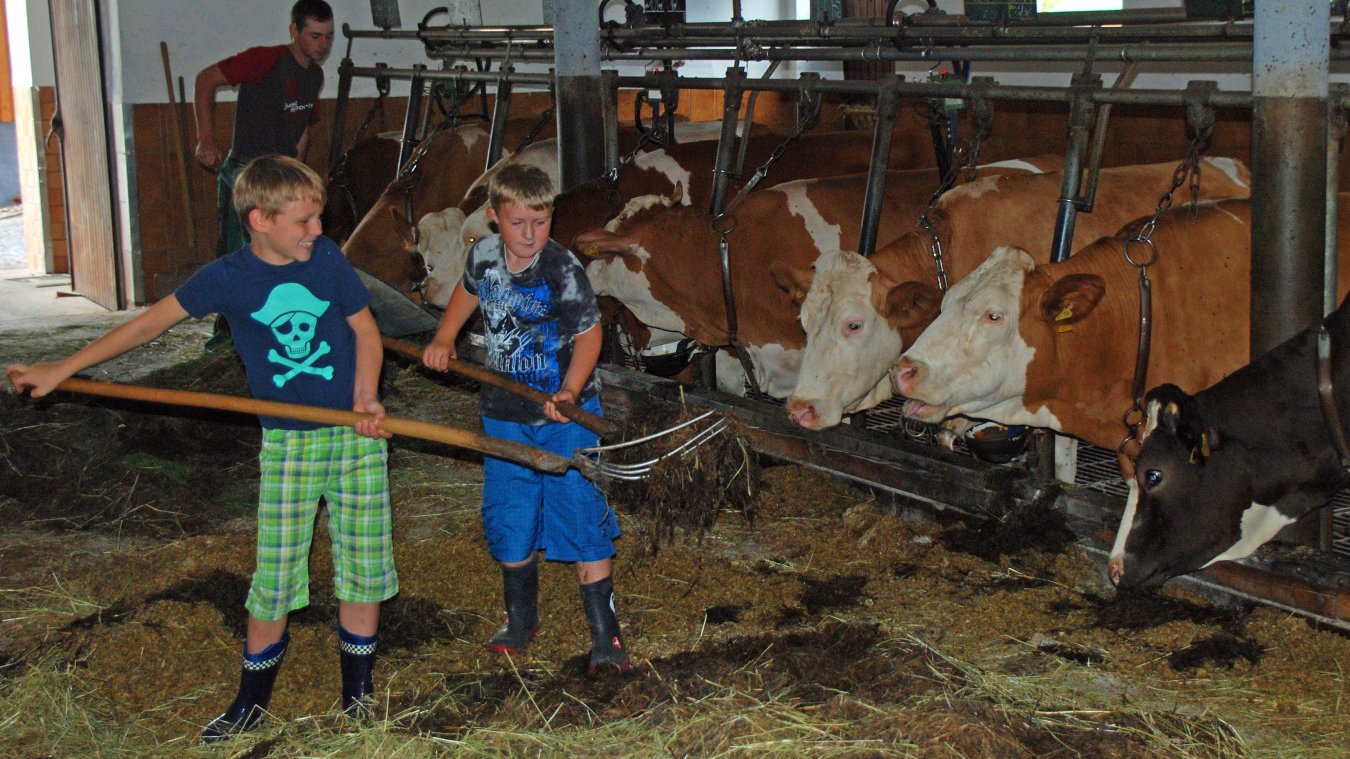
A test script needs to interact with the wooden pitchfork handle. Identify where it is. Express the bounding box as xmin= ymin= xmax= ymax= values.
xmin=52 ymin=377 xmax=572 ymax=474
xmin=380 ymin=337 xmax=618 ymax=438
